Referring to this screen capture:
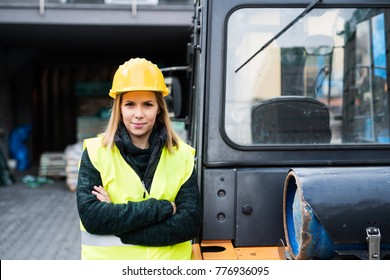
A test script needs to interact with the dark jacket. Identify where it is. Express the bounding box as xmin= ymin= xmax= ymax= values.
xmin=76 ymin=124 xmax=202 ymax=246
